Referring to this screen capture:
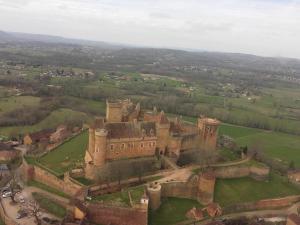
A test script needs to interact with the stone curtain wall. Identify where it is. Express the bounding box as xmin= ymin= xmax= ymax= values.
xmin=224 ymin=195 xmax=300 ymax=213
xmin=161 ymin=181 xmax=198 ymax=200
xmin=33 ymin=166 xmax=82 ymax=196
xmin=214 ymin=165 xmax=270 ymax=180
xmin=21 ymin=160 xmax=83 ymax=196
xmin=87 ymin=203 xmax=148 ymax=225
